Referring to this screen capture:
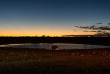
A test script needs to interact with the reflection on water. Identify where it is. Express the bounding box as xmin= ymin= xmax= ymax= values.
xmin=0 ymin=43 xmax=110 ymax=50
